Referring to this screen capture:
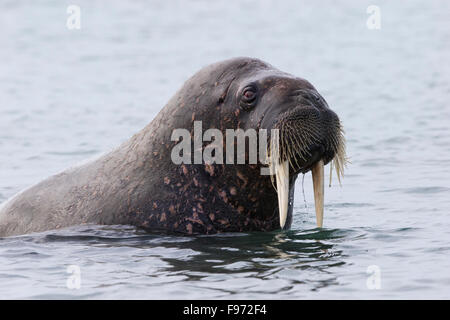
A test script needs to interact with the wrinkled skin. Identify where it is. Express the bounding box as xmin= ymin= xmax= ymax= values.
xmin=0 ymin=57 xmax=340 ymax=237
